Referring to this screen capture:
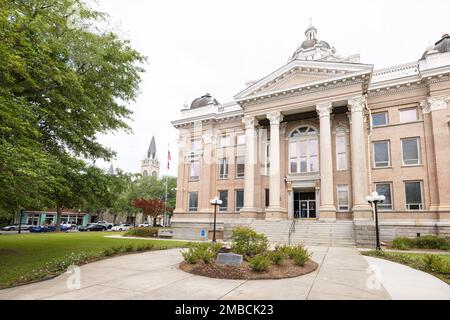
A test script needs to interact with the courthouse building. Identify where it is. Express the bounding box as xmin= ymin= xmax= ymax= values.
xmin=171 ymin=25 xmax=450 ymax=244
